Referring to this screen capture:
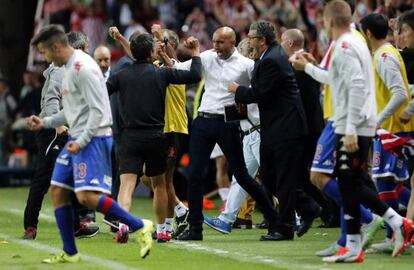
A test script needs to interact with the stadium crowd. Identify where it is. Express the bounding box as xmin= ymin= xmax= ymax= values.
xmin=1 ymin=0 xmax=414 ymax=265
